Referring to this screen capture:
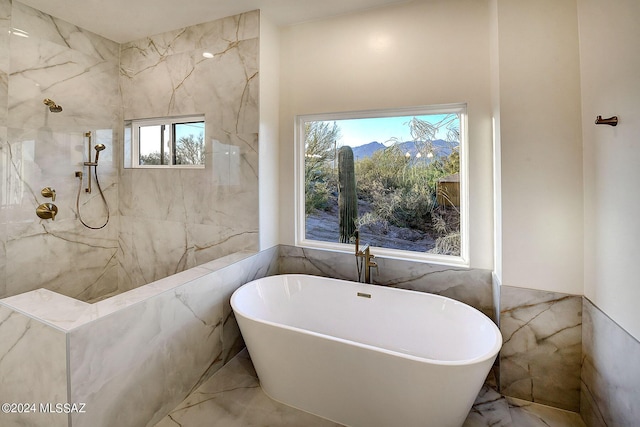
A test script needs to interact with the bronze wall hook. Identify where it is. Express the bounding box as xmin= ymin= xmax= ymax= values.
xmin=595 ymin=115 xmax=618 ymax=126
